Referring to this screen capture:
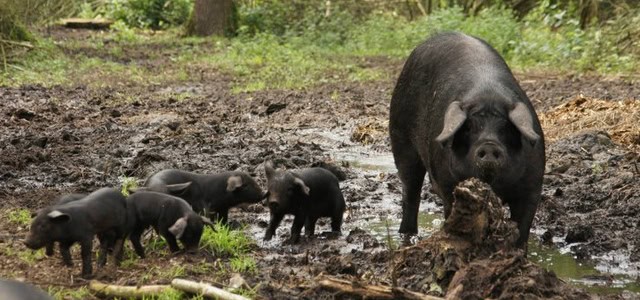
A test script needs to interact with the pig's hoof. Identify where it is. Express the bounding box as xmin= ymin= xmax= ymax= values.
xmin=286 ymin=237 xmax=301 ymax=244
xmin=324 ymin=231 xmax=341 ymax=239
